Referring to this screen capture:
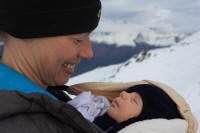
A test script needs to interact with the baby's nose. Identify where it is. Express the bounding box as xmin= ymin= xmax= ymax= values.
xmin=120 ymin=91 xmax=129 ymax=99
